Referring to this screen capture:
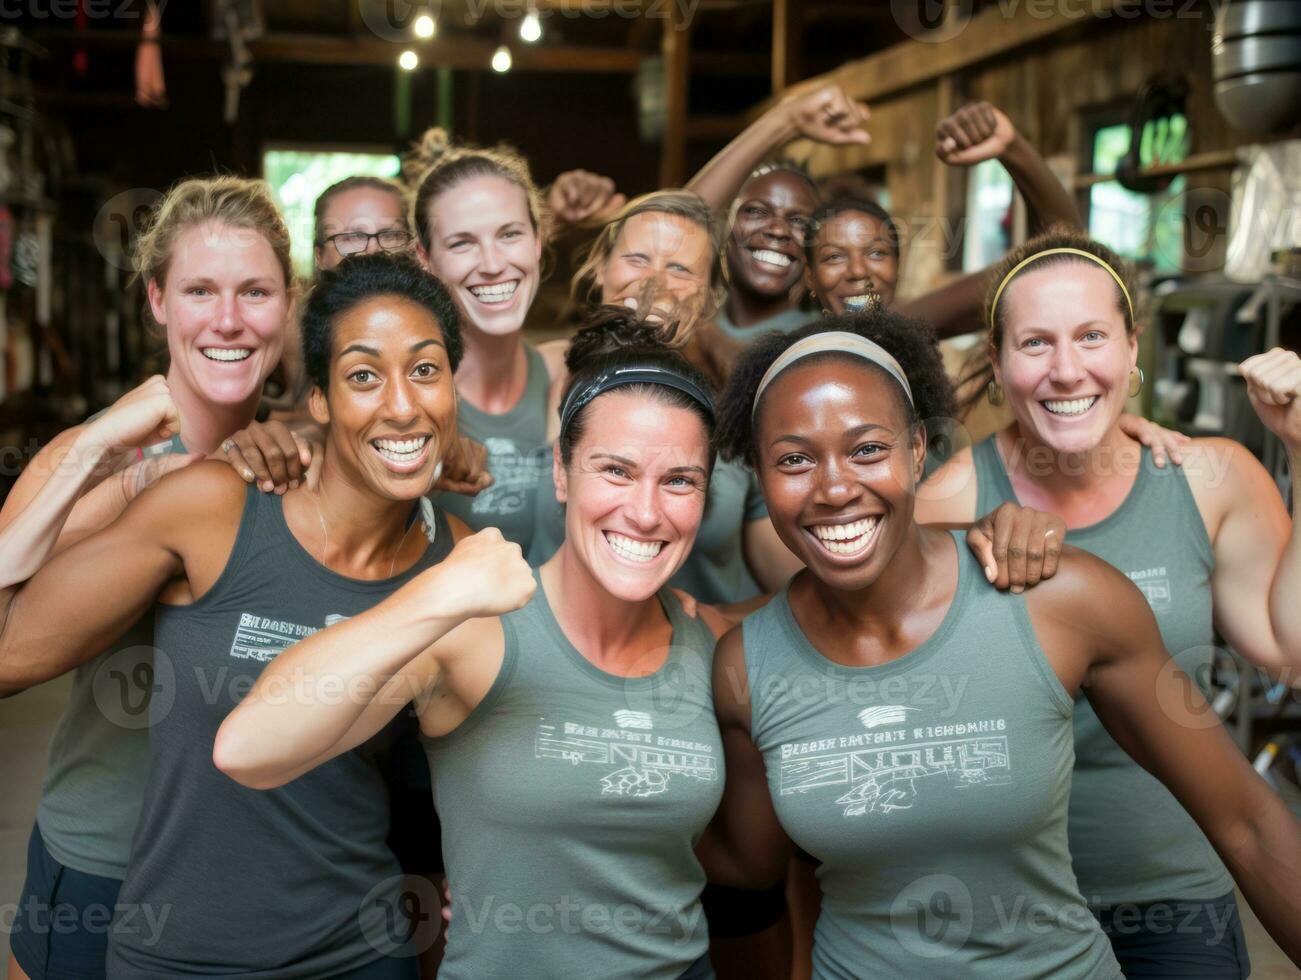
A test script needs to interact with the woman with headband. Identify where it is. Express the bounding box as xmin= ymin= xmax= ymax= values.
xmin=702 ymin=311 xmax=1301 ymax=978
xmin=215 ymin=308 xmax=730 ymax=980
xmin=920 ymin=228 xmax=1301 ymax=976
